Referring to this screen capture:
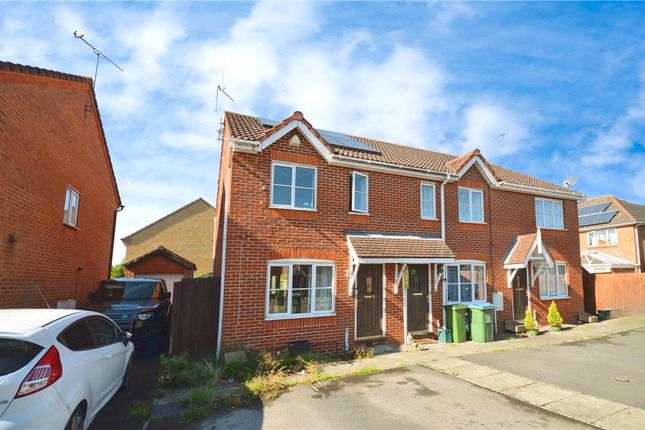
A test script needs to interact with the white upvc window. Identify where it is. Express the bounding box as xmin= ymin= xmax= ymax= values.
xmin=588 ymin=228 xmax=617 ymax=247
xmin=535 ymin=198 xmax=564 ymax=229
xmin=420 ymin=183 xmax=436 ymax=219
xmin=266 ymin=261 xmax=335 ymax=319
xmin=458 ymin=187 xmax=484 ymax=223
xmin=351 ymin=172 xmax=368 ymax=213
xmin=538 ymin=262 xmax=568 ymax=299
xmin=63 ymin=186 xmax=80 ymax=227
xmin=270 ymin=162 xmax=316 ymax=210
xmin=445 ymin=263 xmax=486 ymax=304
